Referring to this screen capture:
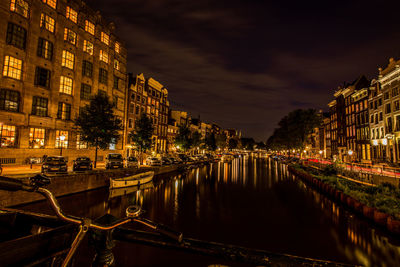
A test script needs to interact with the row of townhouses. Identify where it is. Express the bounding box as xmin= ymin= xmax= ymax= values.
xmin=0 ymin=0 xmax=239 ymax=165
xmin=308 ymin=58 xmax=400 ymax=165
